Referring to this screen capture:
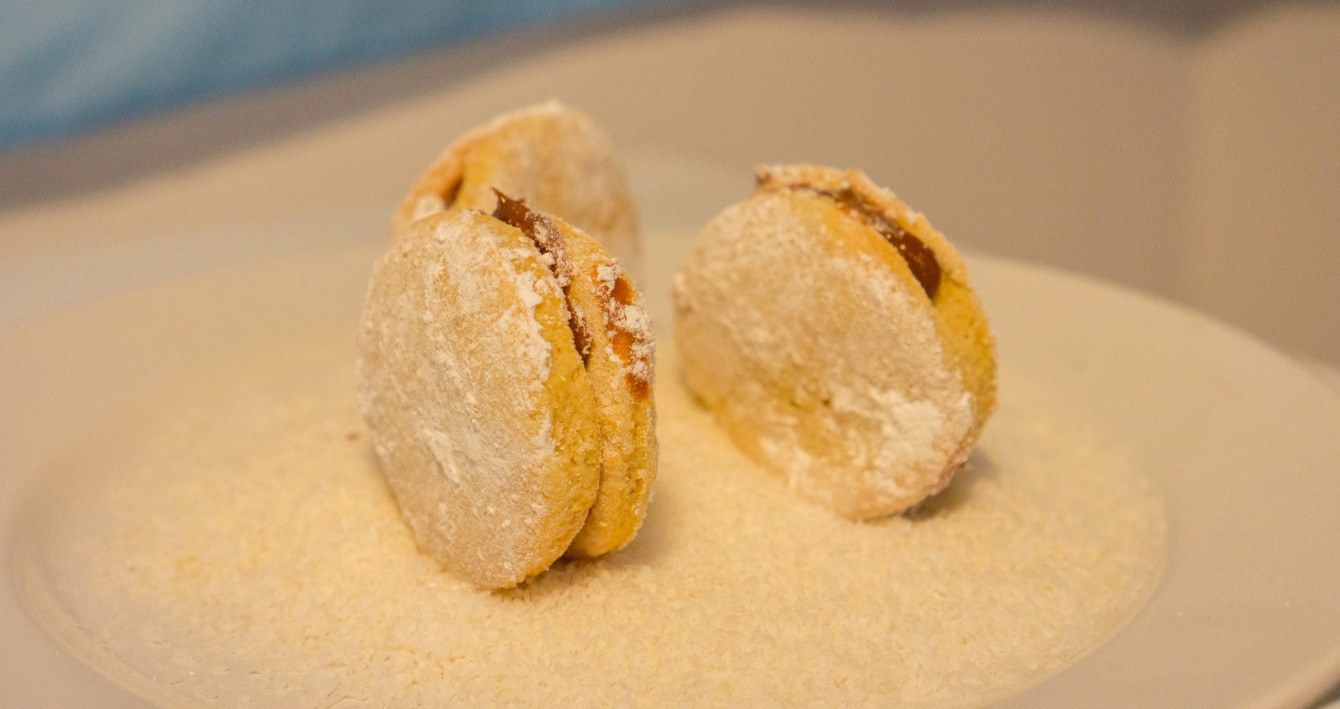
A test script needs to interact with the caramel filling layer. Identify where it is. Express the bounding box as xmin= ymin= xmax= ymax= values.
xmin=492 ymin=191 xmax=592 ymax=363
xmin=787 ymin=185 xmax=941 ymax=299
xmin=492 ymin=191 xmax=650 ymax=402
xmin=592 ymin=264 xmax=651 ymax=401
